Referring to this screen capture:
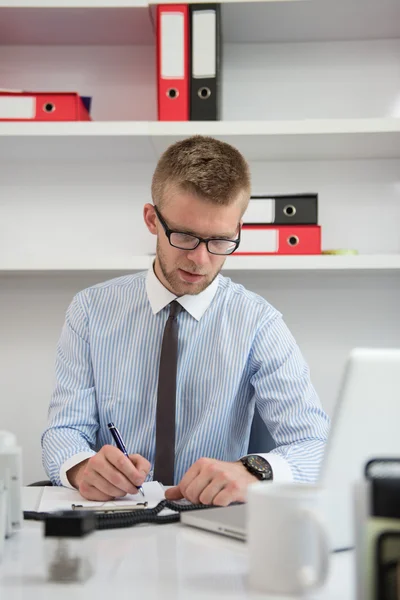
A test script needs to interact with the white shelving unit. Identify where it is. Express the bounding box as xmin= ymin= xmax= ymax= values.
xmin=3 ymin=1 xmax=147 ymax=6
xmin=0 ymin=0 xmax=303 ymax=6
xmin=0 ymin=0 xmax=399 ymax=483
xmin=0 ymin=5 xmax=152 ymax=45
xmin=226 ymin=255 xmax=400 ymax=271
xmin=1 ymin=255 xmax=400 ymax=272
xmin=1 ymin=0 xmax=400 ymax=43
xmin=1 ymin=118 xmax=400 ymax=163
xmin=1 ymin=0 xmax=399 ymax=270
